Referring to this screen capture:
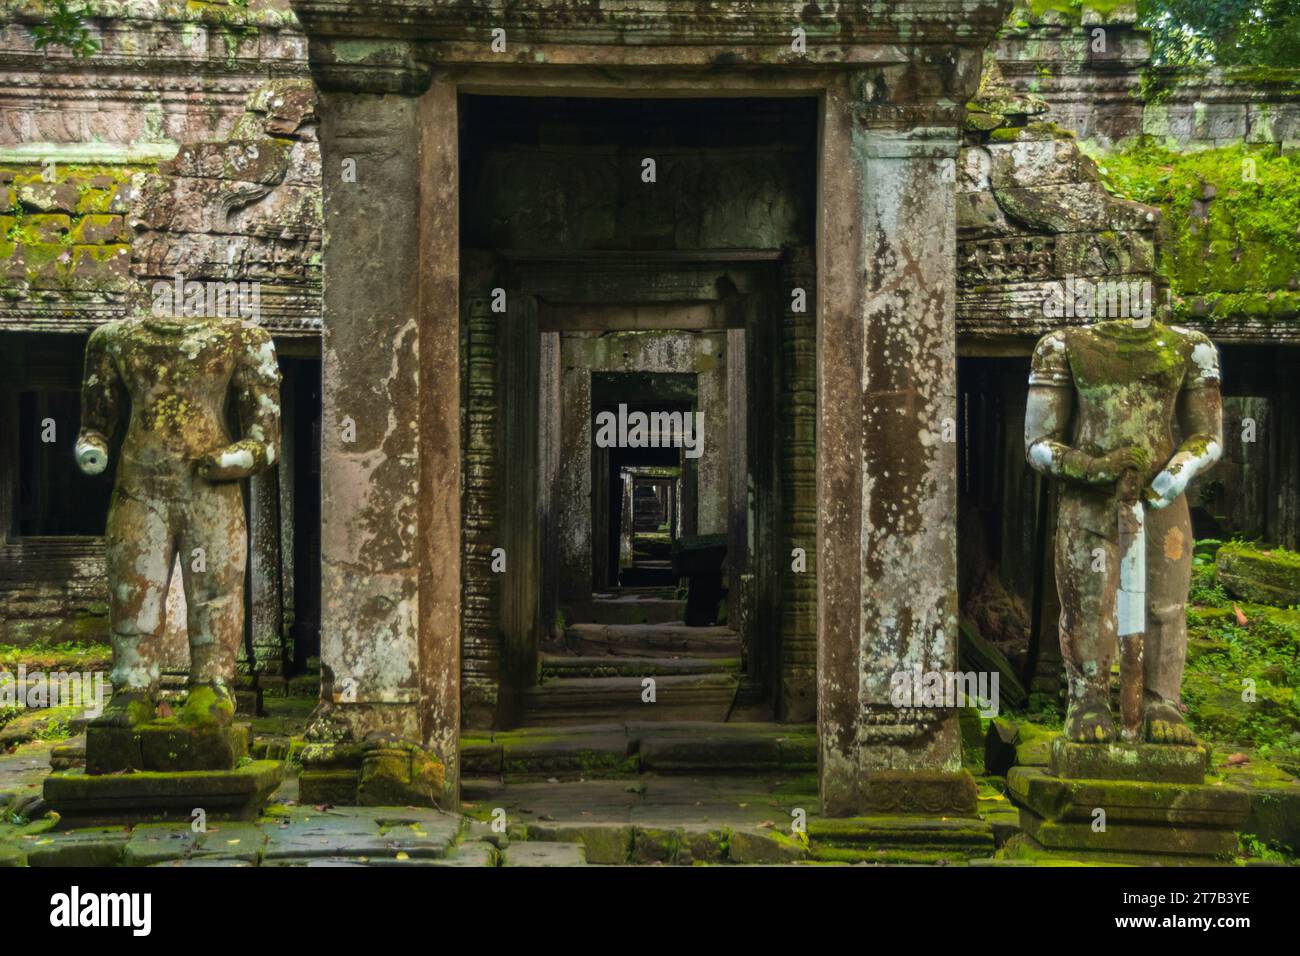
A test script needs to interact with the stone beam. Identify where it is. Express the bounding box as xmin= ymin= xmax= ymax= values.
xmin=291 ymin=1 xmax=1014 ymax=55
